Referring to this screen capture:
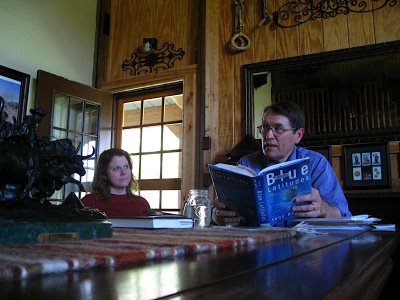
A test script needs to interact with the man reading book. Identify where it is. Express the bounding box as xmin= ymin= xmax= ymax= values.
xmin=212 ymin=101 xmax=351 ymax=226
